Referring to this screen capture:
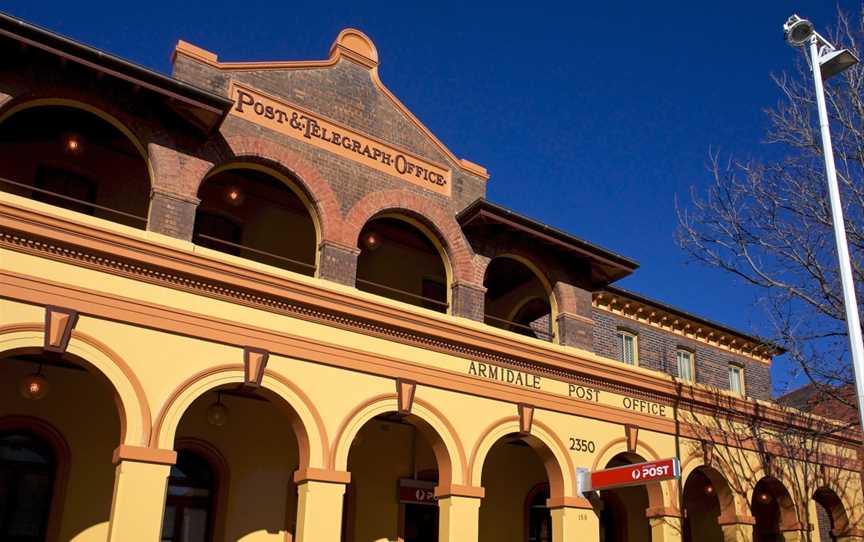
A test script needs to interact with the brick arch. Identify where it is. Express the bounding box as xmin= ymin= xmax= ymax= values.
xmin=202 ymin=134 xmax=345 ymax=242
xmin=0 ymin=92 xmax=156 ymax=186
xmin=341 ymin=189 xmax=475 ymax=283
